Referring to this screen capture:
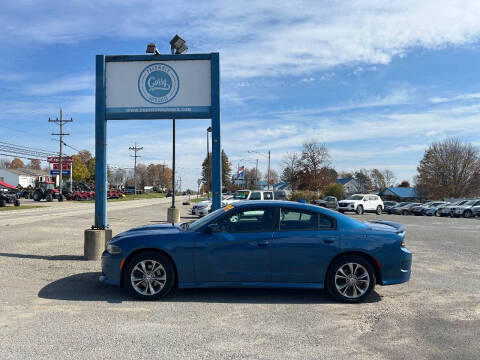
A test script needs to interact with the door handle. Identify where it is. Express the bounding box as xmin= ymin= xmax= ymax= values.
xmin=257 ymin=239 xmax=271 ymax=247
xmin=323 ymin=237 xmax=337 ymax=244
